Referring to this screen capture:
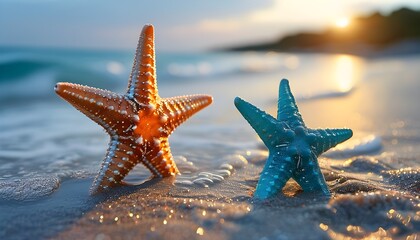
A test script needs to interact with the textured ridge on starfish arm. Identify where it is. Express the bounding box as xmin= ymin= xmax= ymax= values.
xmin=234 ymin=79 xmax=353 ymax=199
xmin=277 ymin=79 xmax=305 ymax=128
xmin=309 ymin=128 xmax=353 ymax=156
xmin=292 ymin=153 xmax=330 ymax=195
xmin=254 ymin=154 xmax=295 ymax=199
xmin=234 ymin=97 xmax=293 ymax=146
xmin=162 ymin=95 xmax=213 ymax=134
xmin=90 ymin=138 xmax=140 ymax=193
xmin=127 ymin=24 xmax=159 ymax=107
xmin=55 ymin=83 xmax=136 ymax=136
xmin=142 ymin=137 xmax=178 ymax=177
xmin=55 ymin=24 xmax=213 ymax=194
